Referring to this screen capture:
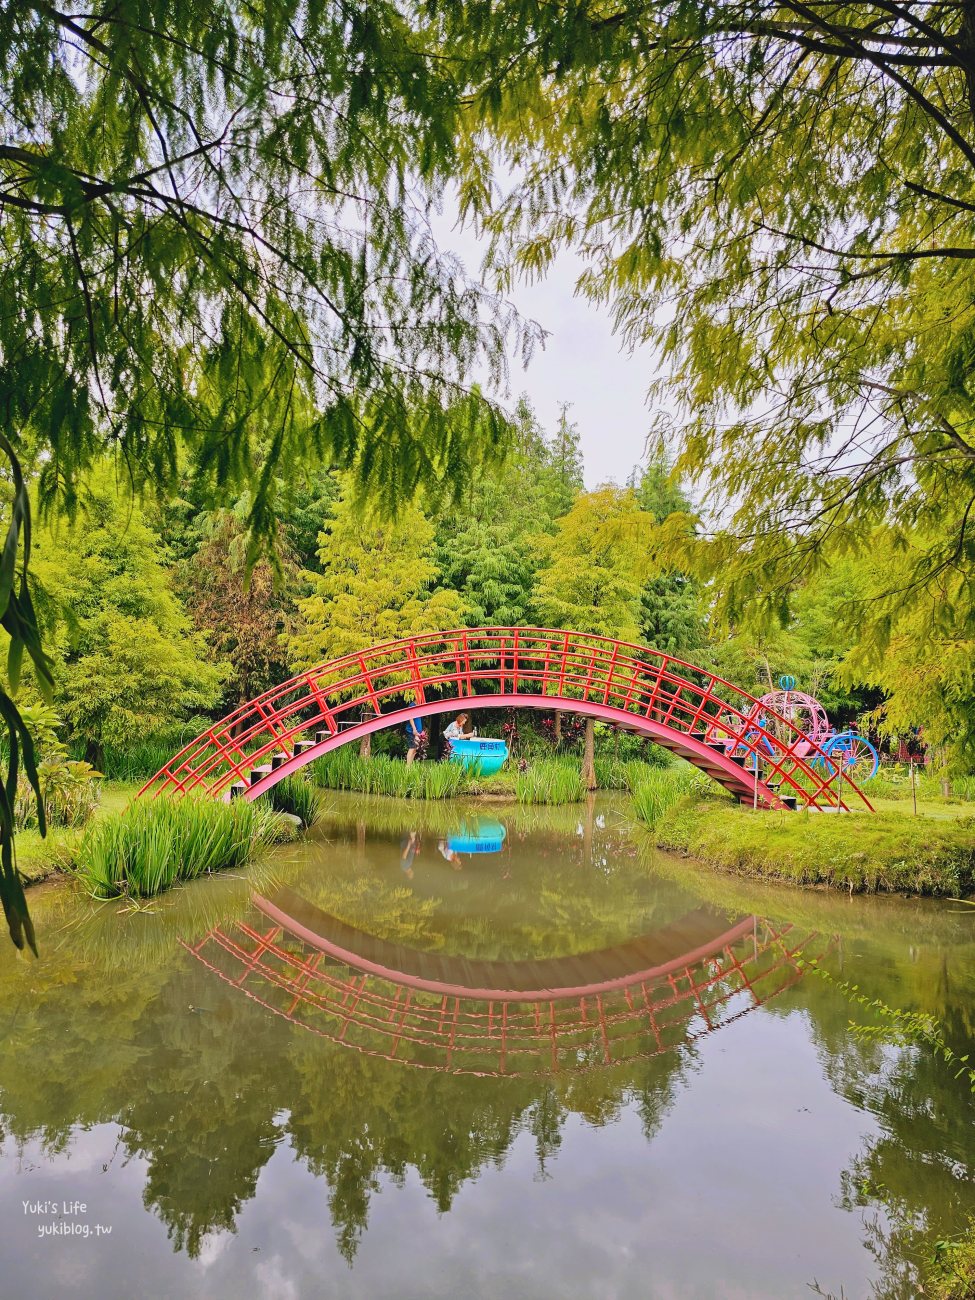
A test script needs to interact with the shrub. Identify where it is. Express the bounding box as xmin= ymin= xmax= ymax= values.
xmin=74 ymin=797 xmax=291 ymax=899
xmin=14 ymin=704 xmax=101 ymax=830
